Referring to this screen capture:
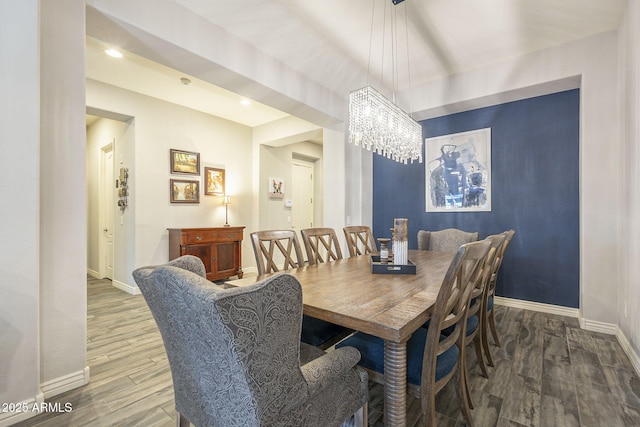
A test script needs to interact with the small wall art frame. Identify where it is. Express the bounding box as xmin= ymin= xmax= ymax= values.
xmin=268 ymin=177 xmax=285 ymax=199
xmin=170 ymin=149 xmax=200 ymax=175
xmin=170 ymin=179 xmax=200 ymax=203
xmin=204 ymin=167 xmax=225 ymax=196
xmin=425 ymin=127 xmax=491 ymax=212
